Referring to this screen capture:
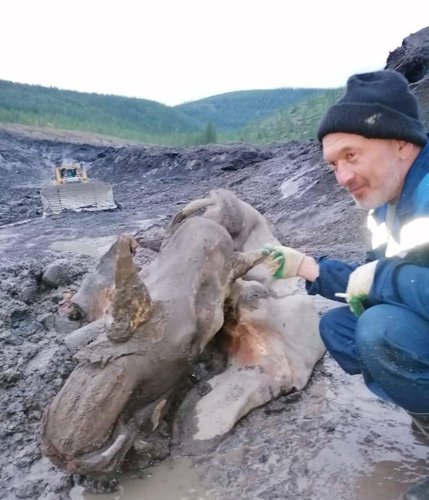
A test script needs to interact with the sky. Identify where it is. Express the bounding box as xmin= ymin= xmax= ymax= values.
xmin=2 ymin=0 xmax=428 ymax=106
